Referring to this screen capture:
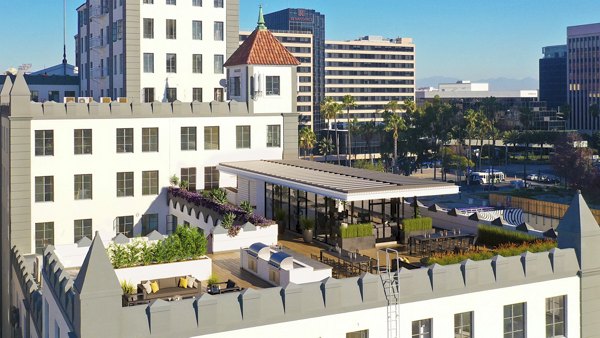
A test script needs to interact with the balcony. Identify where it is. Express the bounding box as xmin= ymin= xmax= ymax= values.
xmin=89 ymin=36 xmax=106 ymax=49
